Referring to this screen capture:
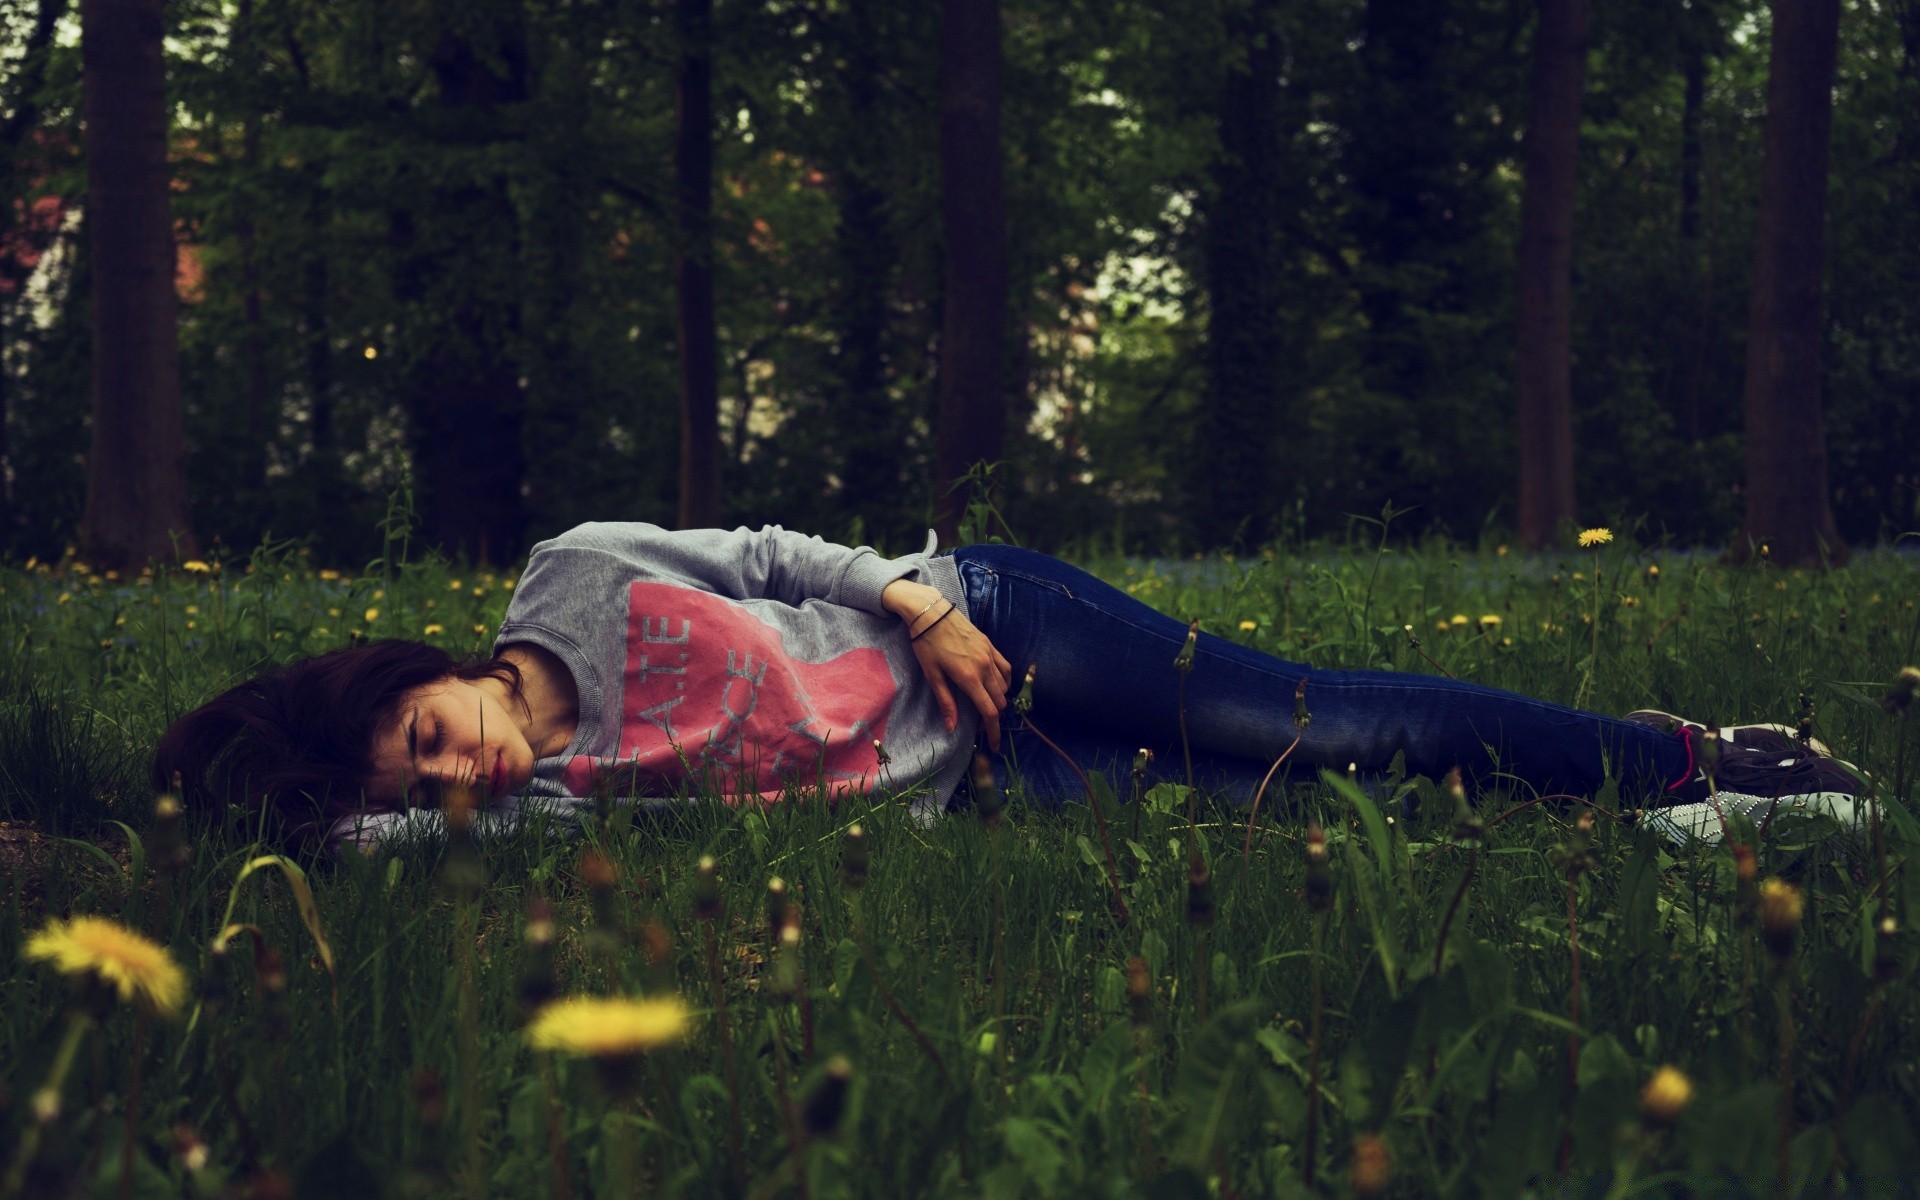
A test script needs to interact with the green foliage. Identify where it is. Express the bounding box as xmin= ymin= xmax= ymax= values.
xmin=3 ymin=537 xmax=1919 ymax=1194
xmin=3 ymin=0 xmax=1917 ymax=560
